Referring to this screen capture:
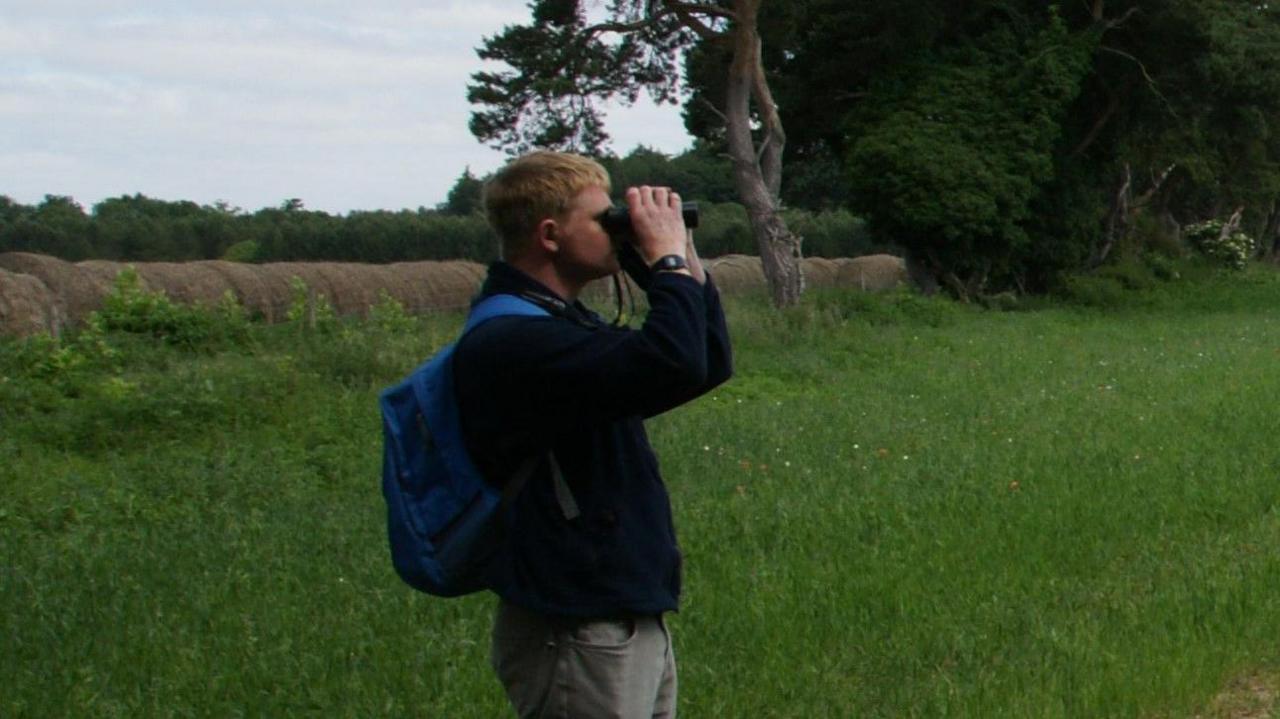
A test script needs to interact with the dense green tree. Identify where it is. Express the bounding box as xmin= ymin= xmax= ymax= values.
xmin=845 ymin=8 xmax=1096 ymax=297
xmin=469 ymin=0 xmax=805 ymax=306
xmin=21 ymin=196 xmax=93 ymax=260
xmin=691 ymin=0 xmax=1280 ymax=293
xmin=0 ymin=196 xmax=33 ymax=254
xmin=439 ymin=168 xmax=485 ymax=216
